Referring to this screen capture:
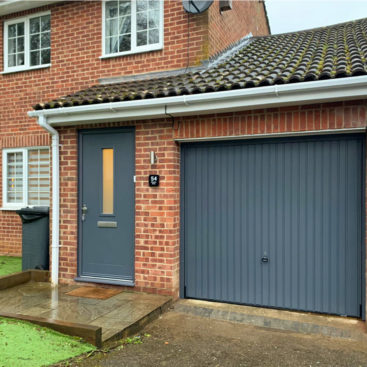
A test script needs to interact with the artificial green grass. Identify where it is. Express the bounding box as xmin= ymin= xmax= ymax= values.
xmin=0 ymin=317 xmax=95 ymax=367
xmin=0 ymin=256 xmax=22 ymax=277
